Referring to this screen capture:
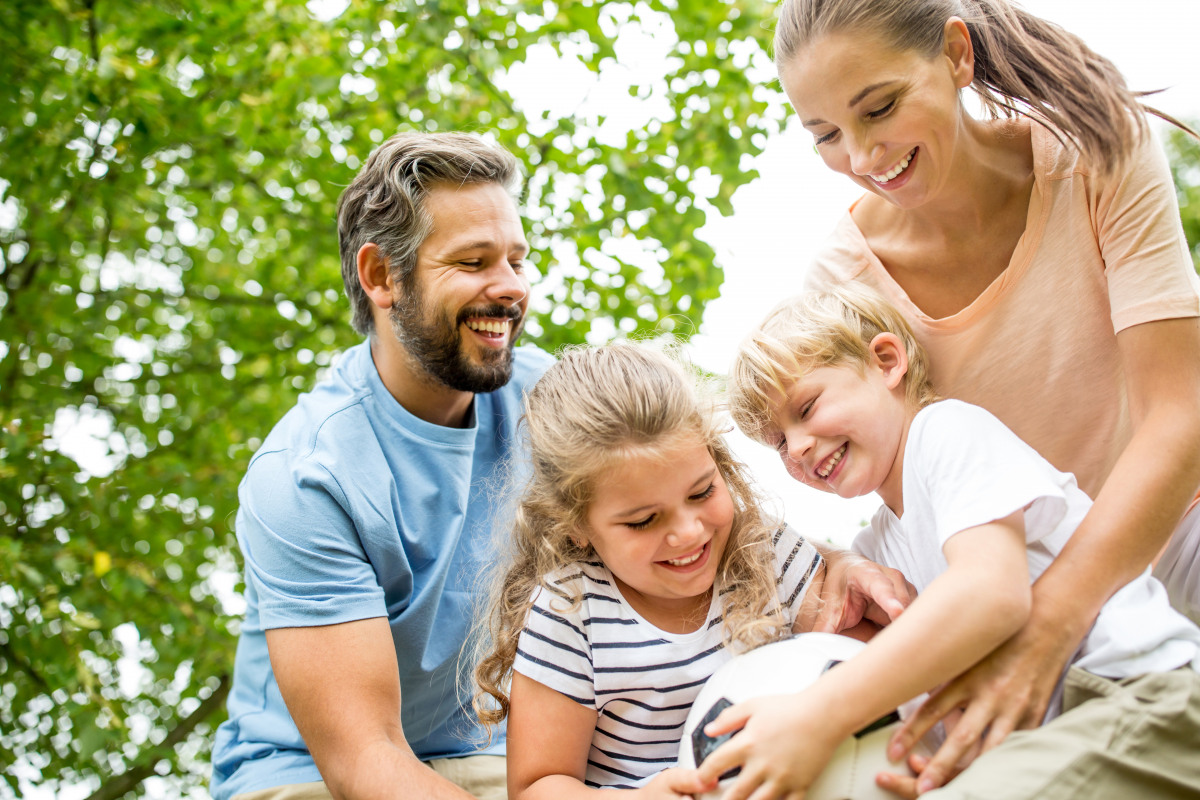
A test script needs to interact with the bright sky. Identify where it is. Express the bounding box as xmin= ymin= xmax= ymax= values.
xmin=689 ymin=0 xmax=1200 ymax=547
